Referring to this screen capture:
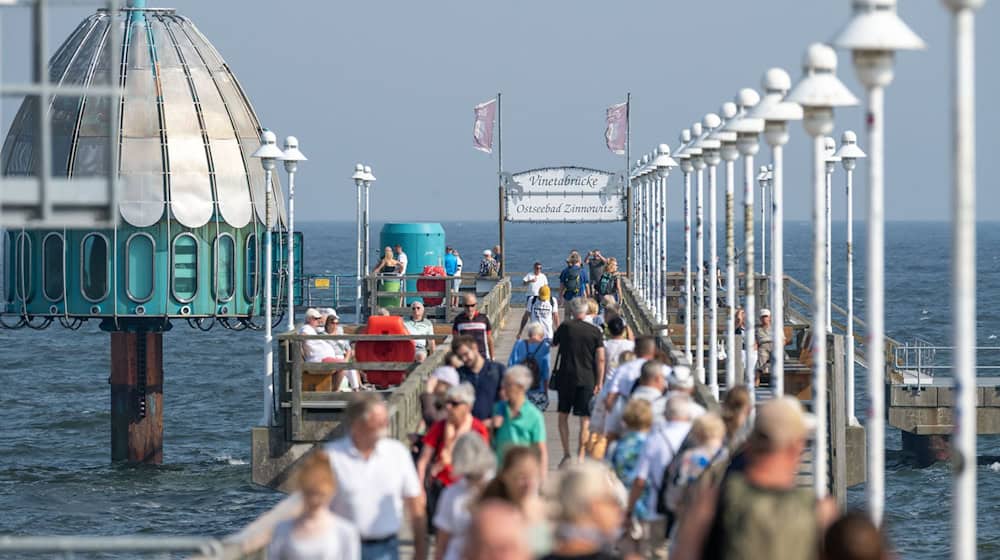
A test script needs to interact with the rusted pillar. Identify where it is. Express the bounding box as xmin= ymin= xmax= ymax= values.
xmin=110 ymin=330 xmax=164 ymax=463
